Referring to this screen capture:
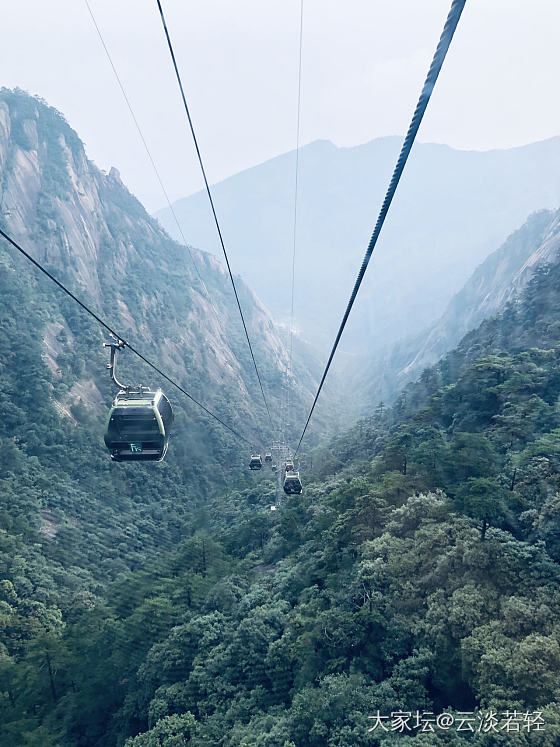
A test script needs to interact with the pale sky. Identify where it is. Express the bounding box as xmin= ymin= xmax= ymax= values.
xmin=1 ymin=0 xmax=559 ymax=211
